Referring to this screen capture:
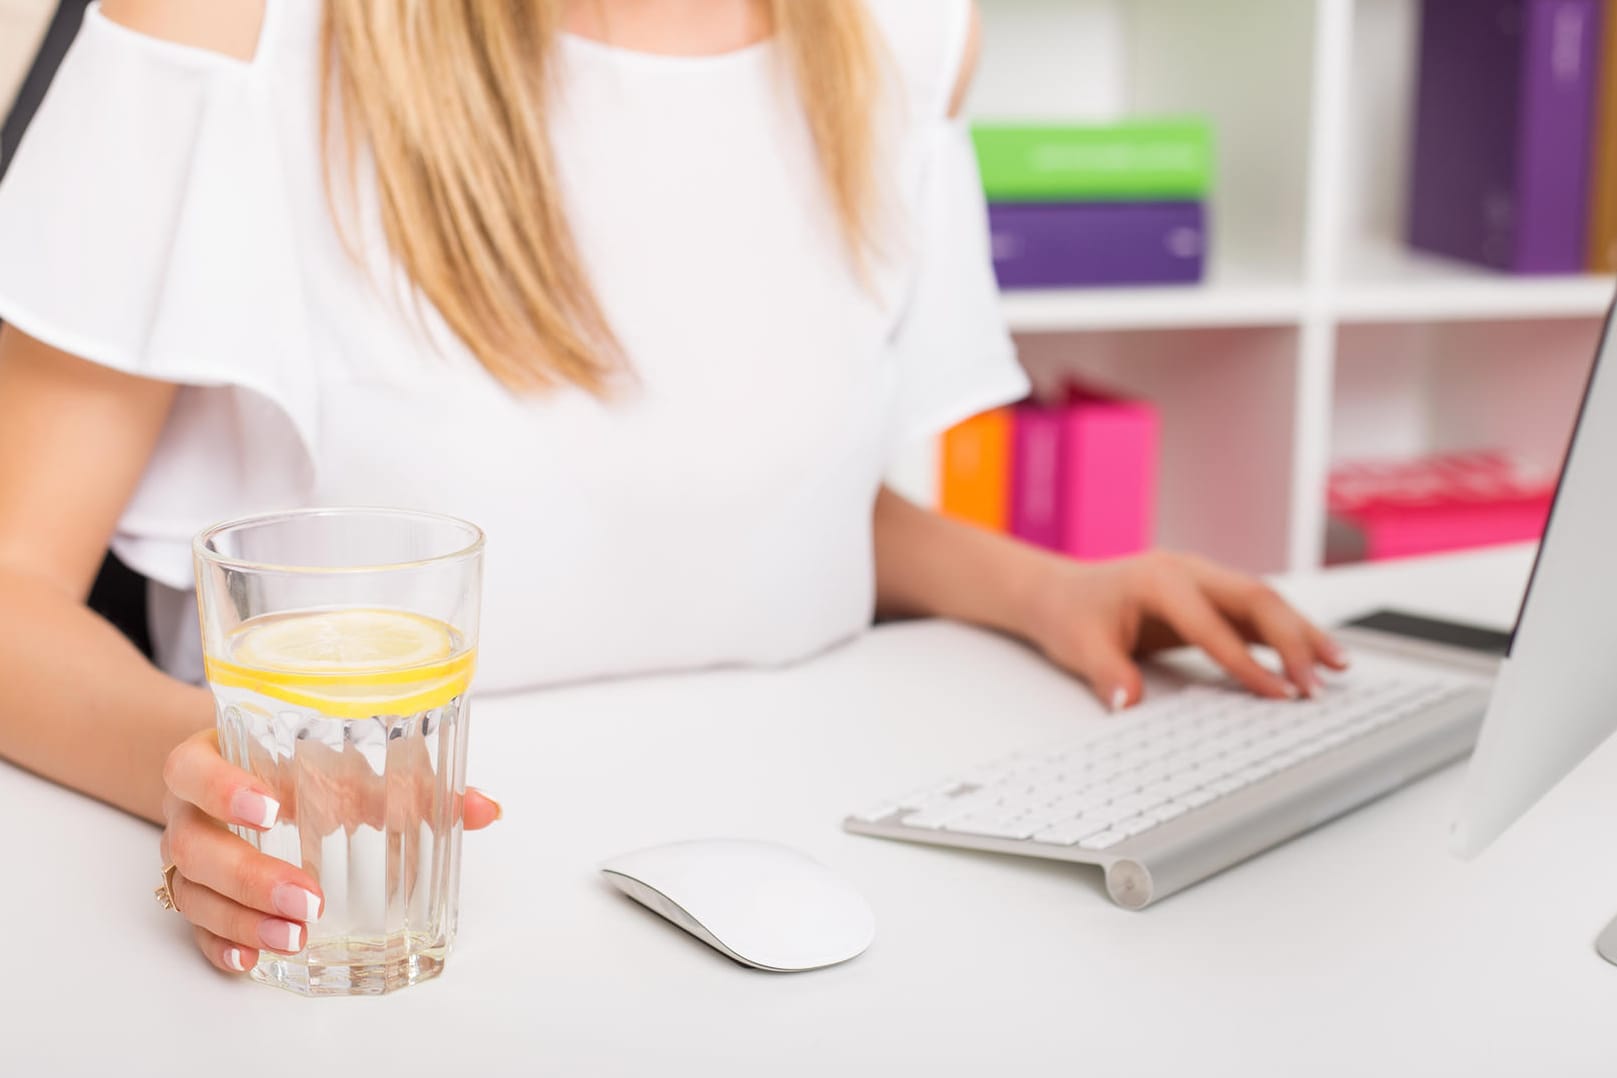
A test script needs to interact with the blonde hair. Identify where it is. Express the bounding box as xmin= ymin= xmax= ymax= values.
xmin=321 ymin=1 xmax=881 ymax=394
